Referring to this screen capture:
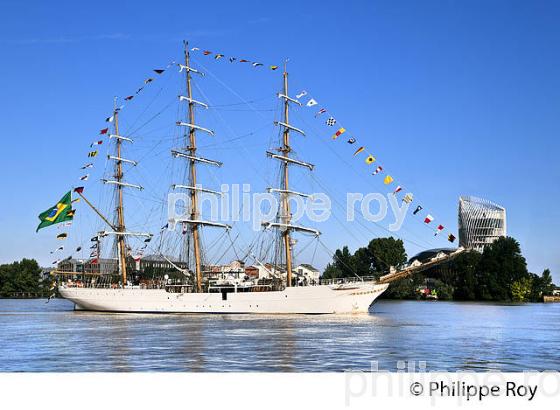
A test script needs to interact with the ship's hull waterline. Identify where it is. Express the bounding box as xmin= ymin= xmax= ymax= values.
xmin=58 ymin=282 xmax=389 ymax=314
